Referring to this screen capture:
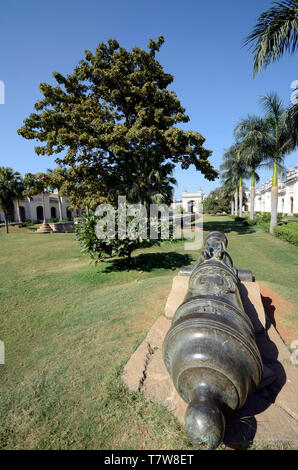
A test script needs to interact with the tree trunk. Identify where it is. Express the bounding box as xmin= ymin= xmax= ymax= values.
xmin=239 ymin=177 xmax=243 ymax=218
xmin=231 ymin=200 xmax=234 ymax=215
xmin=270 ymin=186 xmax=278 ymax=234
xmin=42 ymin=191 xmax=46 ymax=224
xmin=270 ymin=162 xmax=278 ymax=234
xmin=4 ymin=211 xmax=8 ymax=234
xmin=249 ymin=170 xmax=255 ymax=221
xmin=58 ymin=195 xmax=63 ymax=221
xmin=17 ymin=200 xmax=21 ymax=222
xmin=27 ymin=197 xmax=32 ymax=221
xmin=249 ymin=186 xmax=255 ymax=220
xmin=234 ymin=191 xmax=238 ymax=216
